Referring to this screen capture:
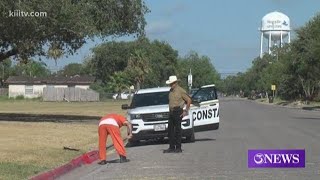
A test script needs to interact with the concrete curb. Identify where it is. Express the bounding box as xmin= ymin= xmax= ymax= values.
xmin=29 ymin=150 xmax=99 ymax=180
xmin=29 ymin=138 xmax=127 ymax=180
xmin=253 ymin=99 xmax=320 ymax=111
